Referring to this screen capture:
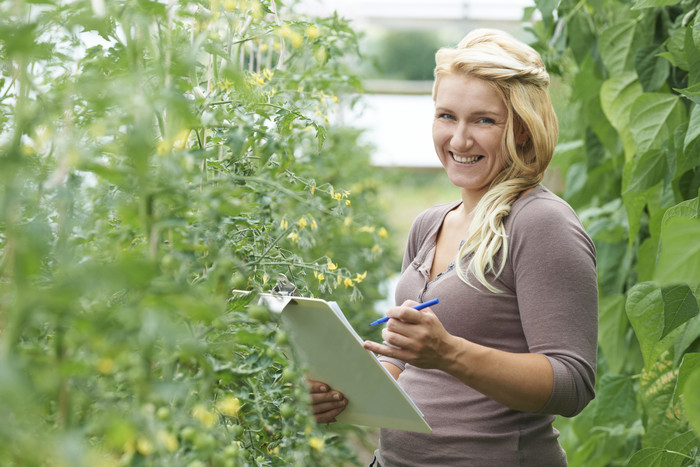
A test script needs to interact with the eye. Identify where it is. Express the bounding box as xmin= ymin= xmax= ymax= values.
xmin=477 ymin=117 xmax=496 ymax=124
xmin=437 ymin=113 xmax=455 ymax=120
